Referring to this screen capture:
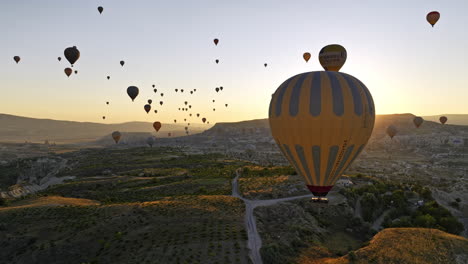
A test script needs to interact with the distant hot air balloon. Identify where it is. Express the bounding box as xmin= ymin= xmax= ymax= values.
xmin=215 ymin=88 xmax=219 ymax=92
xmin=168 ymin=133 xmax=171 ymax=137
xmin=387 ymin=125 xmax=398 ymax=139
xmin=160 ymin=101 xmax=163 ymax=106
xmin=439 ymin=116 xmax=448 ymax=124
xmin=152 ymin=84 xmax=155 ymax=88
xmin=160 ymin=93 xmax=164 ymax=97
xmin=174 ymin=119 xmax=177 ymax=123
xmin=154 ymin=110 xmax=158 ymax=113
xmin=319 ymin=44 xmax=347 ymax=72
xmin=98 ymin=6 xmax=103 ymax=14
xmin=213 ymin=38 xmax=219 ymax=45
xmin=102 ymin=116 xmax=105 ymax=120
xmin=120 ymin=60 xmax=125 ymax=67
xmin=127 ymin=86 xmax=139 ymax=101
xmin=225 ymin=104 xmax=228 ymax=107
xmin=181 ymin=89 xmax=184 ymax=93
xmin=189 ymin=114 xmax=192 ymax=117
xmin=202 ymin=118 xmax=207 ymax=123
xmin=184 ymin=119 xmax=186 ymax=122
xmin=74 ymin=70 xmax=78 ymax=74
xmin=185 ymin=127 xmax=188 ymax=131
xmin=64 ymin=46 xmax=80 ymax=66
xmin=264 ymin=63 xmax=268 ymax=67
xmin=58 ymin=57 xmax=62 ymax=62
xmin=215 ymin=59 xmax=219 ymax=64
xmin=212 ymin=100 xmax=215 ymax=103
xmin=194 ymin=89 xmax=197 ymax=92
xmin=269 ymin=71 xmax=375 ymax=199
xmin=146 ymin=136 xmax=155 ymax=147
xmin=107 ymin=76 xmax=110 ymax=80
xmin=197 ymin=113 xmax=200 ymax=117
xmin=112 ymin=131 xmax=121 ymax=144
xmin=220 ymin=86 xmax=223 ymax=91
xmin=213 ymin=108 xmax=216 ymax=111
xmin=153 ymin=121 xmax=162 ymax=132
xmin=303 ymin=52 xmax=311 ymax=62
xmin=175 ymin=89 xmax=178 ymax=92
xmin=427 ymin=11 xmax=440 ymax=27
xmin=144 ymin=104 xmax=151 ymax=113
xmin=184 ymin=101 xmax=188 ymax=105
xmin=148 ymin=99 xmax=152 ymax=104
xmin=106 ymin=101 xmax=109 ymax=105
xmin=13 ymin=56 xmax=20 ymax=64
xmin=190 ymin=91 xmax=193 ymax=94
xmin=413 ymin=116 xmax=424 ymax=128
xmin=189 ymin=105 xmax=192 ymax=109
xmin=64 ymin=68 xmax=73 ymax=77
xmin=154 ymin=89 xmax=157 ymax=93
